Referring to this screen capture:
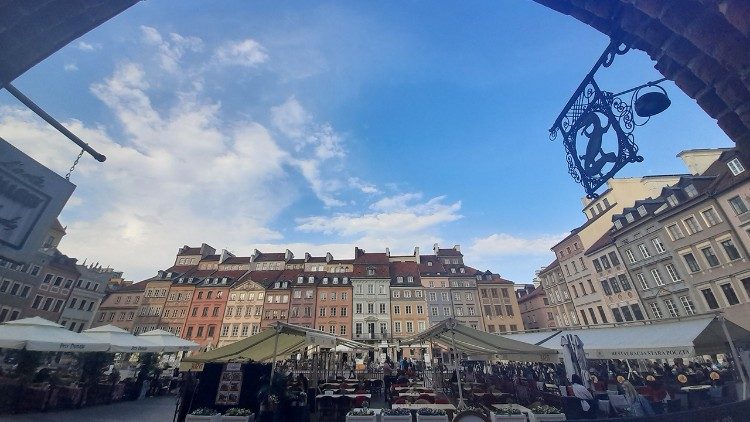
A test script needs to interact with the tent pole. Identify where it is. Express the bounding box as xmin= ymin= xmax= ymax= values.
xmin=269 ymin=325 xmax=282 ymax=388
xmin=719 ymin=314 xmax=748 ymax=400
xmin=450 ymin=326 xmax=466 ymax=409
